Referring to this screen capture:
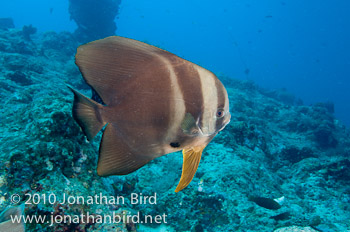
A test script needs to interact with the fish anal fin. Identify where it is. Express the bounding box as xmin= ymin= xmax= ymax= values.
xmin=0 ymin=204 xmax=25 ymax=232
xmin=97 ymin=124 xmax=152 ymax=176
xmin=69 ymin=86 xmax=105 ymax=141
xmin=175 ymin=146 xmax=206 ymax=192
